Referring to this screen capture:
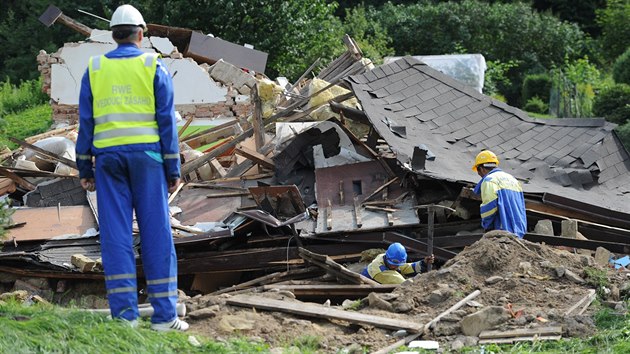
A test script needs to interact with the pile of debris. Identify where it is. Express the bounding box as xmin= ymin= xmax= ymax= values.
xmin=0 ymin=4 xmax=629 ymax=352
xmin=177 ymin=232 xmax=623 ymax=352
